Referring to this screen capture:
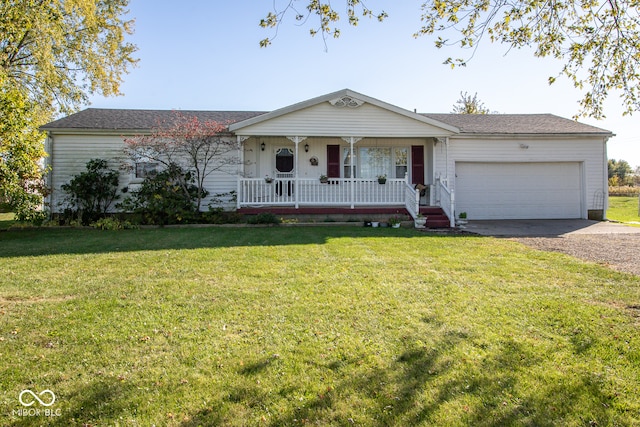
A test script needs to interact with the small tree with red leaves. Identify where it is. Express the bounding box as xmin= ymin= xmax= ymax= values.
xmin=123 ymin=112 xmax=240 ymax=212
